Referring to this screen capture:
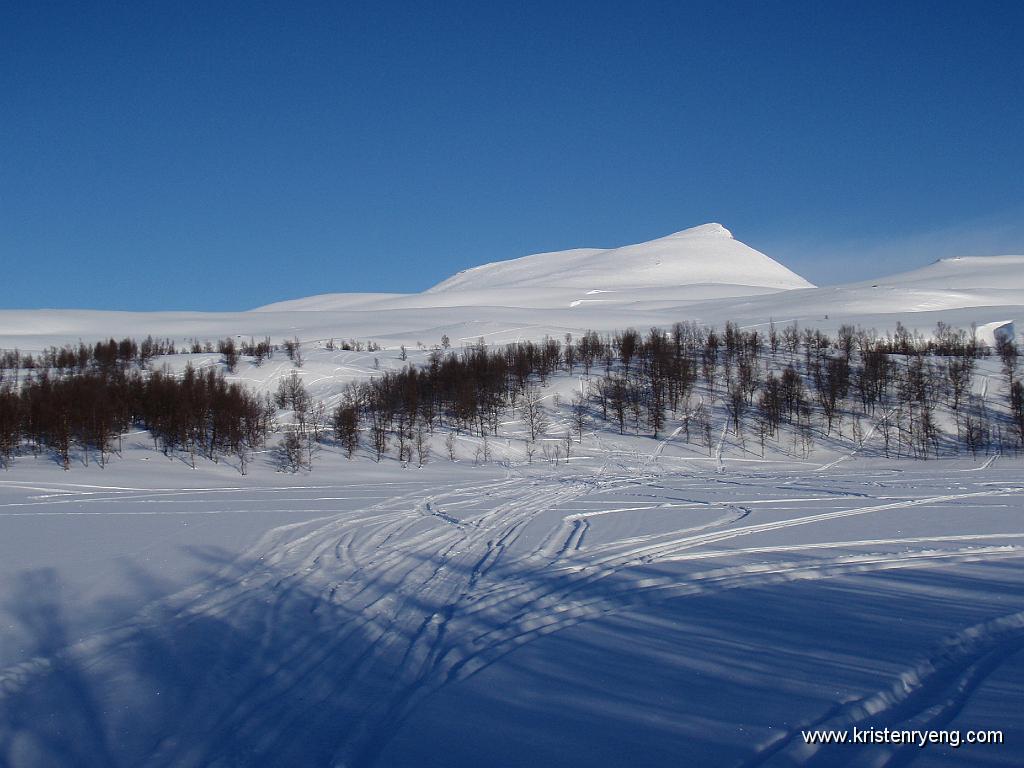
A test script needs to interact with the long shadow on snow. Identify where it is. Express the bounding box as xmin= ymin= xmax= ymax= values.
xmin=1 ymin=550 xmax=1023 ymax=767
